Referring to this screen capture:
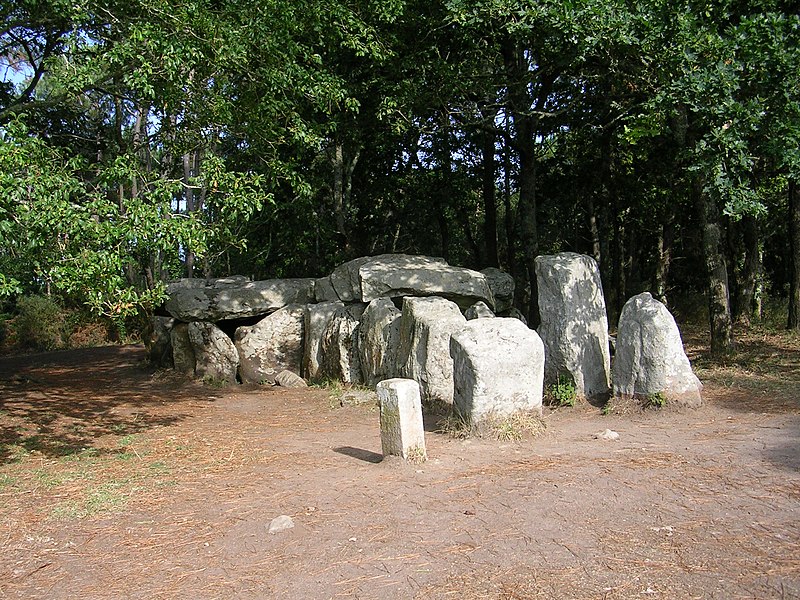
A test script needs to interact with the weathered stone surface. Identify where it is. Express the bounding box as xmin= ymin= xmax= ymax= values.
xmin=147 ymin=316 xmax=174 ymax=368
xmin=481 ymin=267 xmax=515 ymax=313
xmin=613 ymin=292 xmax=702 ymax=407
xmin=329 ymin=256 xmax=374 ymax=302
xmin=378 ymin=378 xmax=426 ymax=461
xmin=535 ymin=252 xmax=611 ymax=399
xmin=313 ymin=276 xmax=339 ymax=303
xmin=303 ymin=301 xmax=345 ymax=381
xmin=450 ymin=318 xmax=544 ymax=422
xmin=188 ymin=322 xmax=239 ymax=385
xmin=170 ymin=322 xmax=195 ymax=376
xmin=358 ymin=298 xmax=402 ymax=386
xmin=235 ymin=305 xmax=305 ymax=384
xmin=268 ymin=515 xmax=294 ymax=534
xmin=498 ymin=307 xmax=527 ymax=325
xmin=398 ymin=296 xmax=467 ymax=404
xmin=464 ymin=301 xmax=495 ymax=320
xmin=359 ymin=255 xmax=494 ymax=309
xmin=164 ymin=277 xmax=316 ymax=322
xmin=275 ymin=369 xmax=308 ymax=388
xmin=320 ymin=304 xmax=366 ymax=384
